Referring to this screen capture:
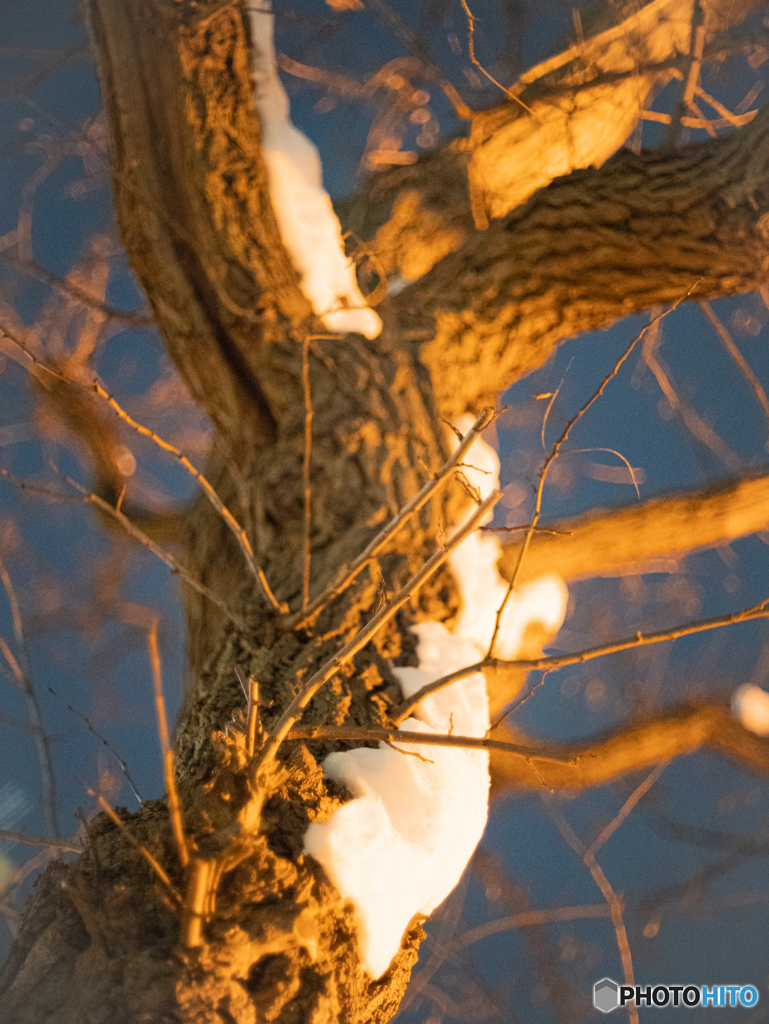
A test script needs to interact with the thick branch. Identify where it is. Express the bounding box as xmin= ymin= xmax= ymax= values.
xmin=86 ymin=0 xmax=313 ymax=449
xmin=490 ymin=703 xmax=769 ymax=791
xmin=498 ymin=471 xmax=769 ymax=583
xmin=401 ymin=104 xmax=769 ymax=413
xmin=348 ymin=0 xmax=763 ymax=287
